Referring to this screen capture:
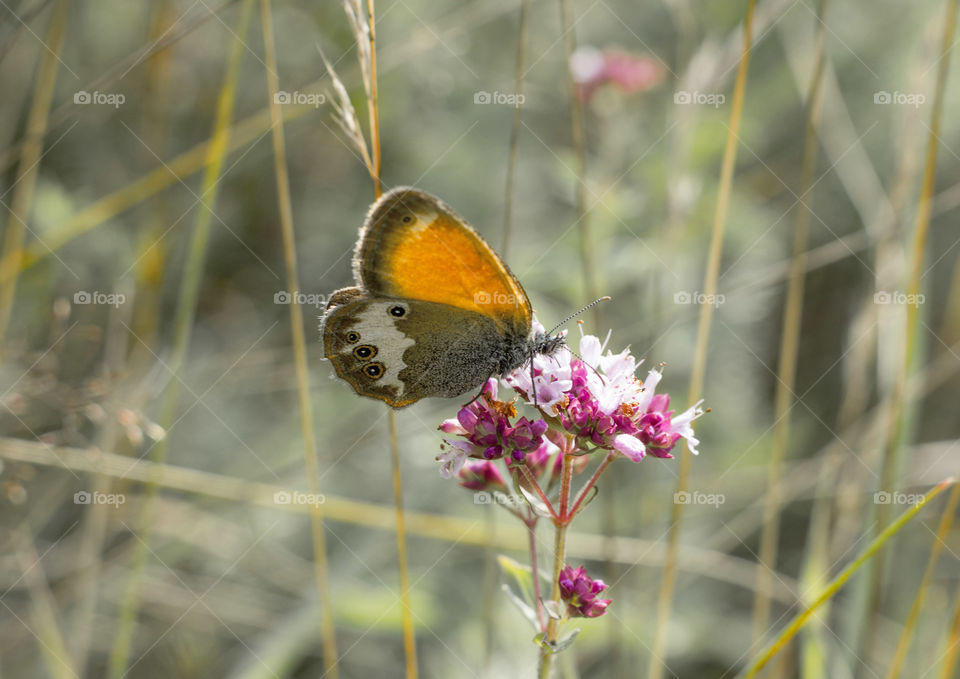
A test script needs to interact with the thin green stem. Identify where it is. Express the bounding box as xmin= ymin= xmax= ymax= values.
xmin=939 ymin=579 xmax=960 ymax=679
xmin=366 ymin=0 xmax=381 ymax=198
xmin=501 ymin=0 xmax=529 ymax=259
xmin=261 ymin=0 xmax=339 ymax=674
xmin=650 ymin=3 xmax=756 ymax=677
xmin=106 ymin=2 xmax=255 ymax=676
xmin=528 ymin=517 xmax=547 ymax=632
xmin=885 ymin=478 xmax=960 ymax=678
xmin=0 ymin=0 xmax=70 ymax=345
xmin=538 ymin=451 xmax=574 ymax=679
xmin=737 ymin=478 xmax=955 ymax=678
xmin=389 ymin=411 xmax=418 ymax=679
xmin=753 ymin=0 xmax=828 ymax=647
xmin=568 ymin=451 xmax=615 ymax=519
xmin=869 ymin=0 xmax=959 ymax=652
xmin=557 ymin=0 xmax=598 ymax=317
